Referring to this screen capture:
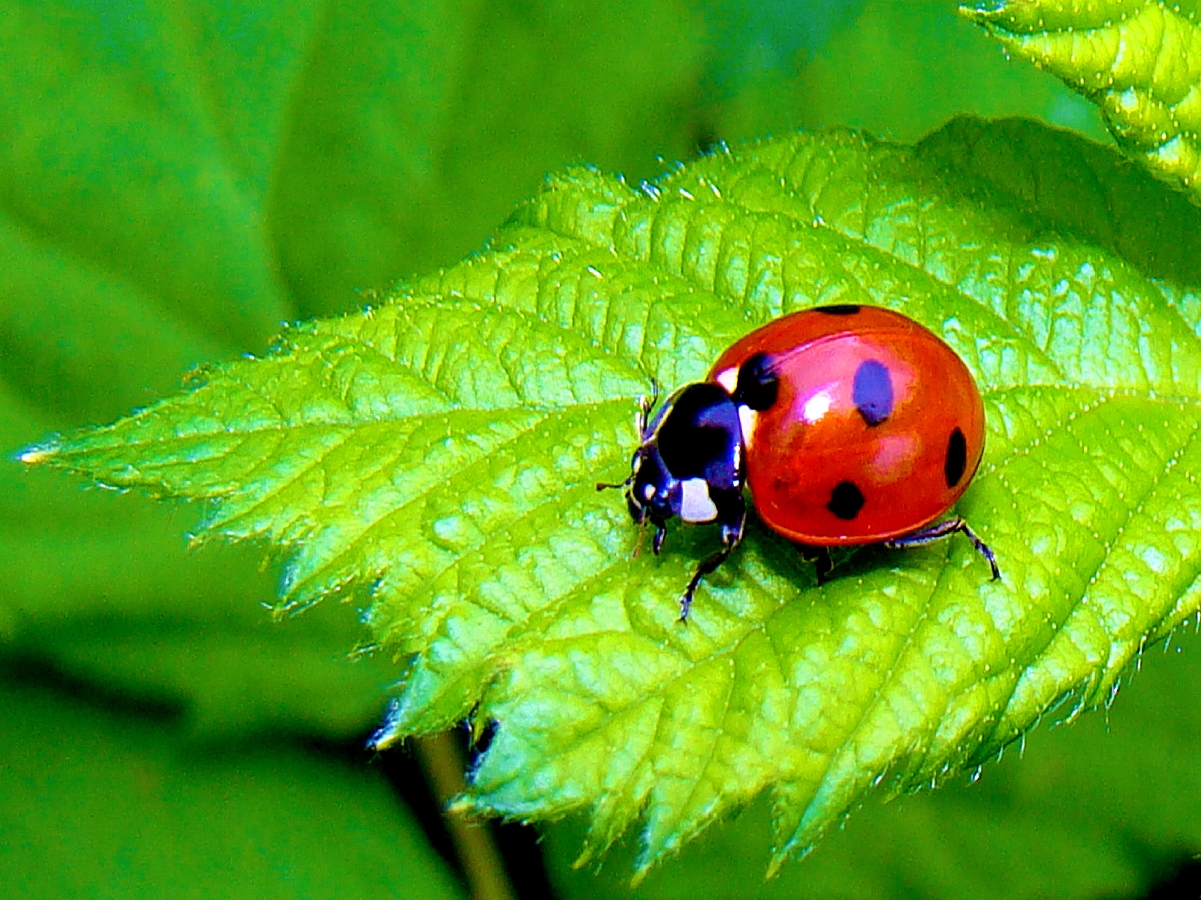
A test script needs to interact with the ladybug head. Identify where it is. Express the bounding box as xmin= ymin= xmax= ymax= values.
xmin=601 ymin=382 xmax=746 ymax=535
xmin=626 ymin=441 xmax=677 ymax=525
